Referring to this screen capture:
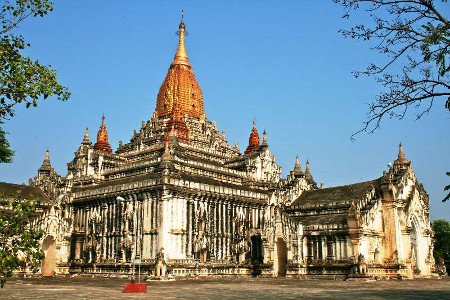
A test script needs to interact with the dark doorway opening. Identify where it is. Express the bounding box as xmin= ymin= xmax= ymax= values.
xmin=251 ymin=235 xmax=263 ymax=276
